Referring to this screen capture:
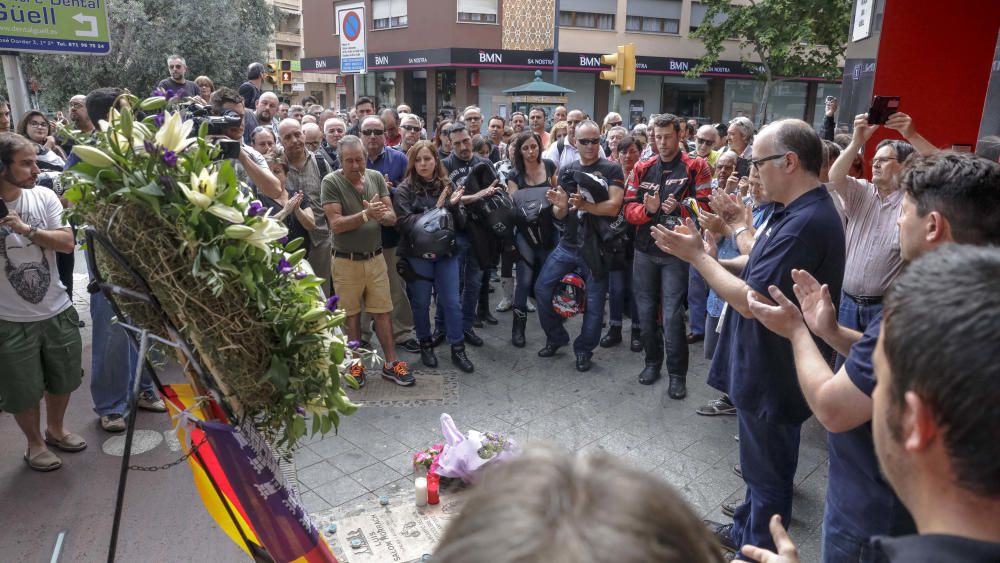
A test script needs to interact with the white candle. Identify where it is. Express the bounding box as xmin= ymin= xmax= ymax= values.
xmin=415 ymin=477 xmax=428 ymax=507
